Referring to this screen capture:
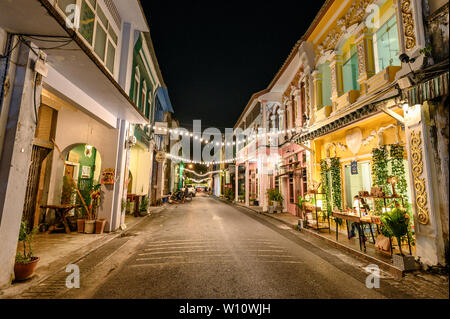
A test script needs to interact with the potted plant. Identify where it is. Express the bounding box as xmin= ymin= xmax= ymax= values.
xmin=381 ymin=207 xmax=416 ymax=271
xmin=249 ymin=193 xmax=256 ymax=206
xmin=61 ymin=176 xmax=80 ymax=232
xmin=14 ymin=221 xmax=39 ymax=281
xmin=139 ymin=195 xmax=149 ymax=217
